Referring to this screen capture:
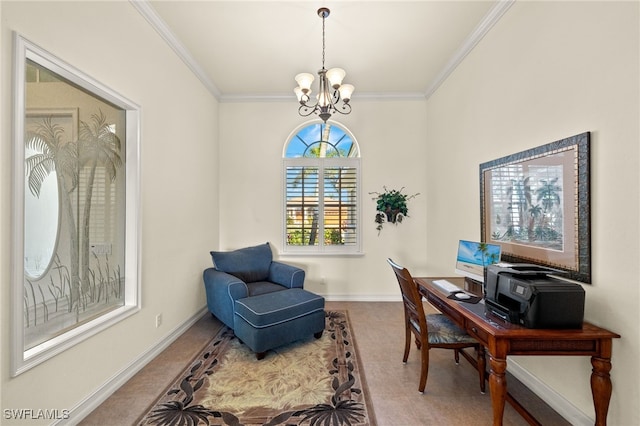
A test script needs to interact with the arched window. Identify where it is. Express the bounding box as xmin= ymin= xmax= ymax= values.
xmin=283 ymin=121 xmax=361 ymax=254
